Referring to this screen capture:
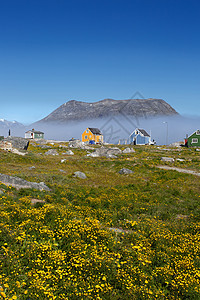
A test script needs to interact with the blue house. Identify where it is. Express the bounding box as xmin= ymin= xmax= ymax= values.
xmin=129 ymin=128 xmax=152 ymax=145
